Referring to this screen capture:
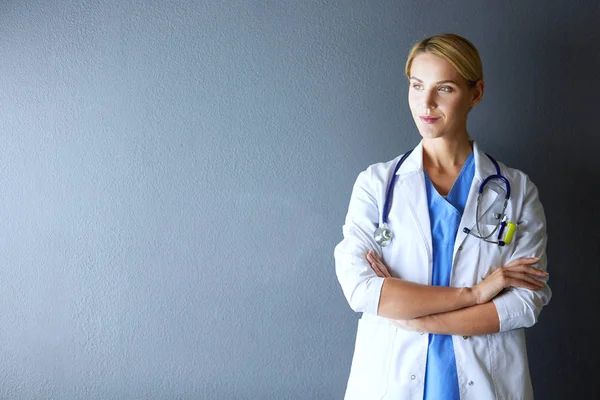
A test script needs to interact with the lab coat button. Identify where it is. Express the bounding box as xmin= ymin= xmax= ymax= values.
xmin=468 ymin=381 xmax=474 ymax=386
xmin=458 ymin=245 xmax=463 ymax=251
xmin=410 ymin=375 xmax=416 ymax=380
xmin=463 ymin=336 xmax=469 ymax=339
xmin=419 ymin=332 xmax=424 ymax=335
